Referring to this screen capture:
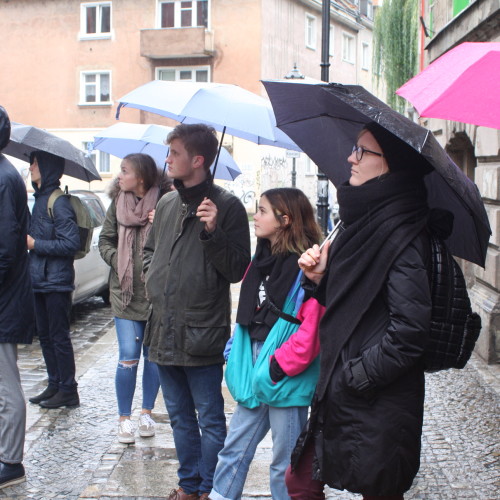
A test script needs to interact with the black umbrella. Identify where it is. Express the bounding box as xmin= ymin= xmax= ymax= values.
xmin=263 ymin=80 xmax=491 ymax=267
xmin=4 ymin=122 xmax=101 ymax=182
